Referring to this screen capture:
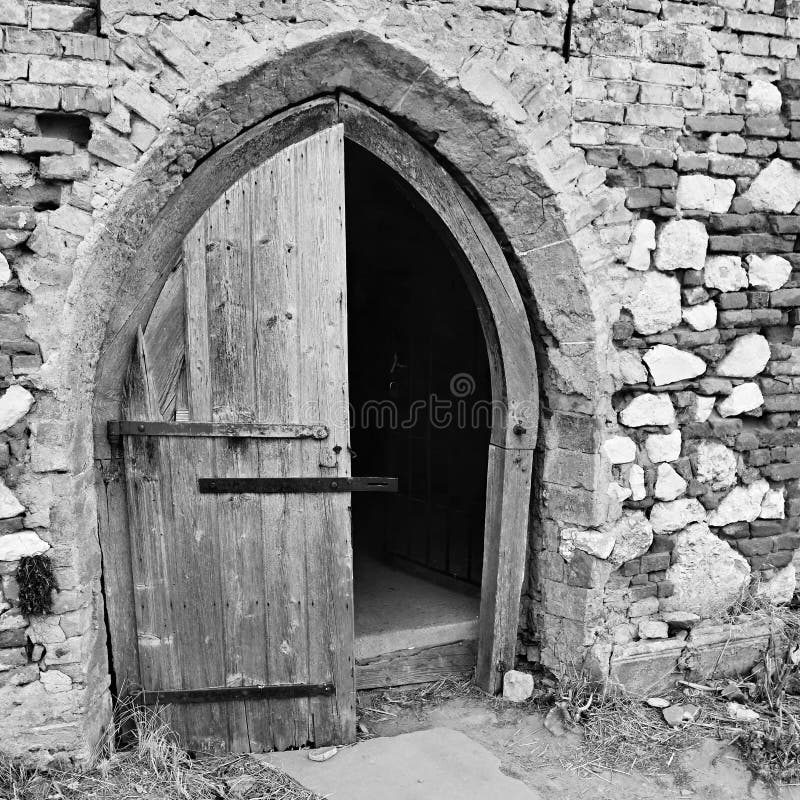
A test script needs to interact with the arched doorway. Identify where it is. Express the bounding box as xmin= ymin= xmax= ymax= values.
xmin=95 ymin=95 xmax=538 ymax=752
